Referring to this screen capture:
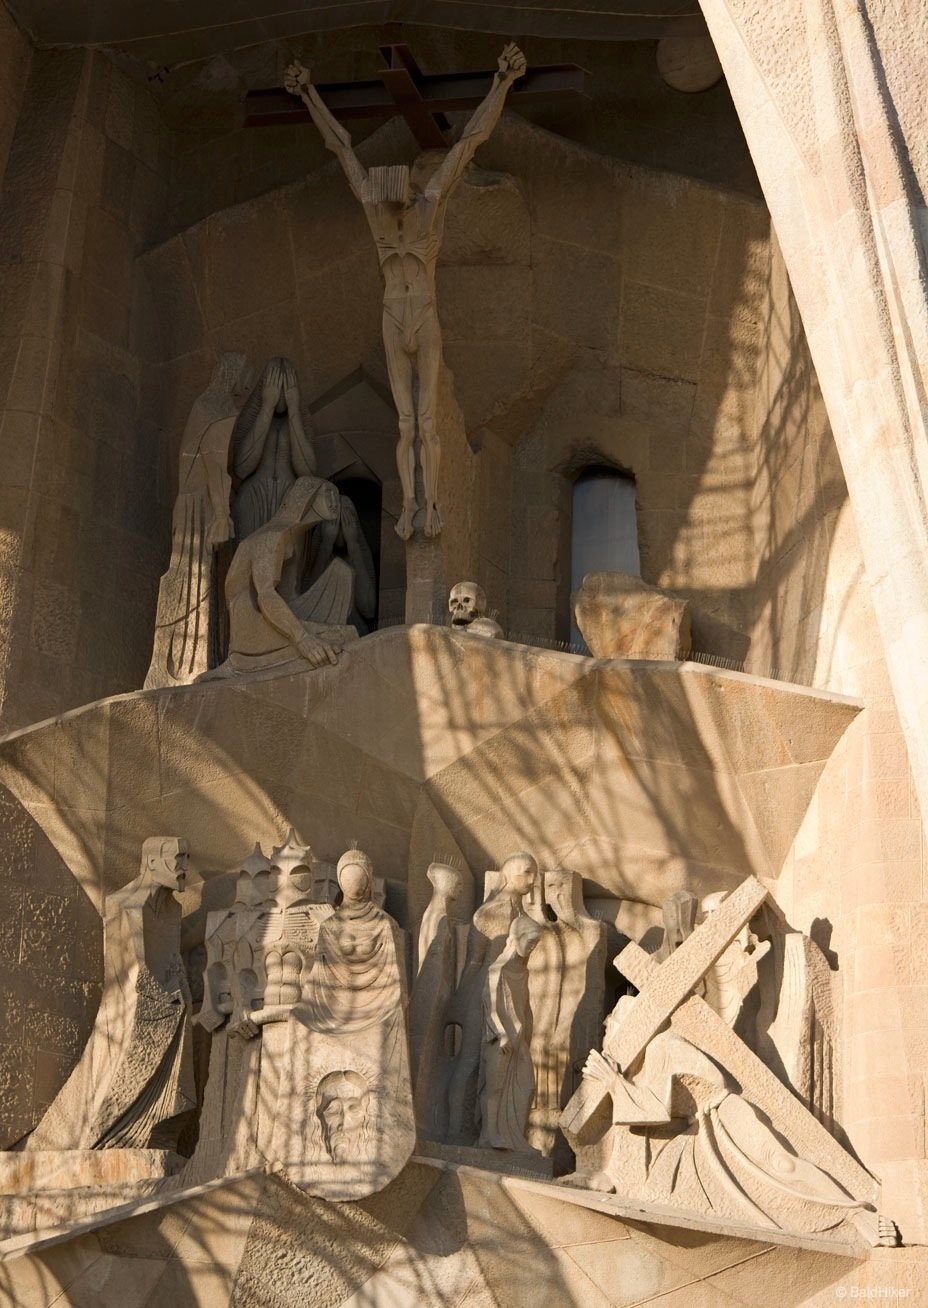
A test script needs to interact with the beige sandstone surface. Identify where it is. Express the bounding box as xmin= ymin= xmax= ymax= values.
xmin=1 ymin=0 xmax=928 ymax=1298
